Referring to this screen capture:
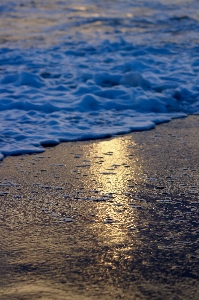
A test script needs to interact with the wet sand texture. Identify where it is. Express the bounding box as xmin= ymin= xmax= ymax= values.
xmin=0 ymin=116 xmax=199 ymax=299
